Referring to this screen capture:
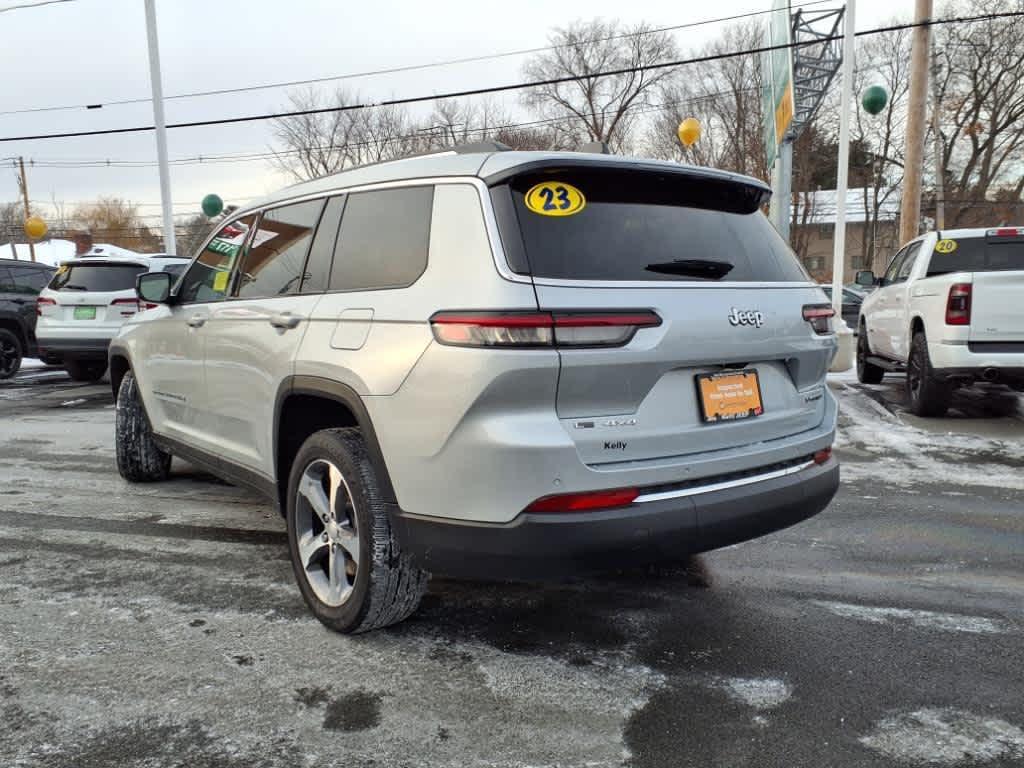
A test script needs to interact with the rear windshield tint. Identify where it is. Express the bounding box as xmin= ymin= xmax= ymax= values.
xmin=927 ymin=236 xmax=1024 ymax=276
xmin=491 ymin=168 xmax=807 ymax=282
xmin=49 ymin=263 xmax=146 ymax=292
